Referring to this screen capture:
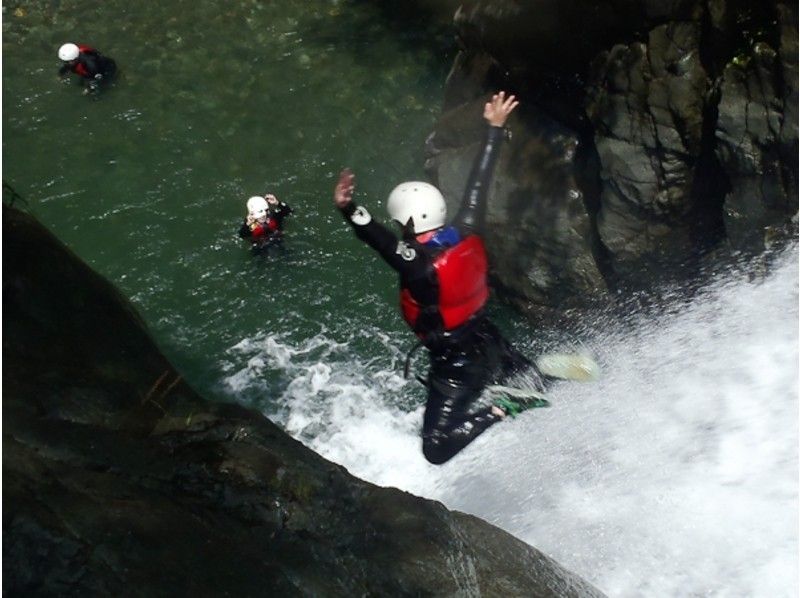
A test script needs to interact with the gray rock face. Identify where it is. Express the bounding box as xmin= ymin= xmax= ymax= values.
xmin=428 ymin=0 xmax=797 ymax=309
xmin=586 ymin=21 xmax=709 ymax=277
xmin=2 ymin=205 xmax=605 ymax=596
xmin=714 ymin=3 xmax=798 ymax=251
